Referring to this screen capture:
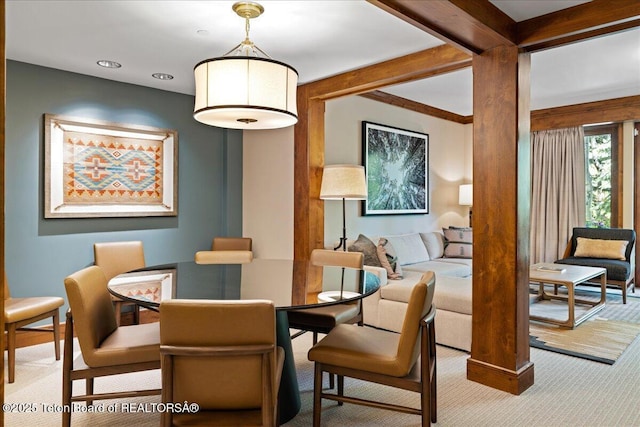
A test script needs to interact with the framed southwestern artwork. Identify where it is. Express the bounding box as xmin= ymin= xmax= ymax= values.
xmin=362 ymin=121 xmax=429 ymax=215
xmin=44 ymin=114 xmax=178 ymax=218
